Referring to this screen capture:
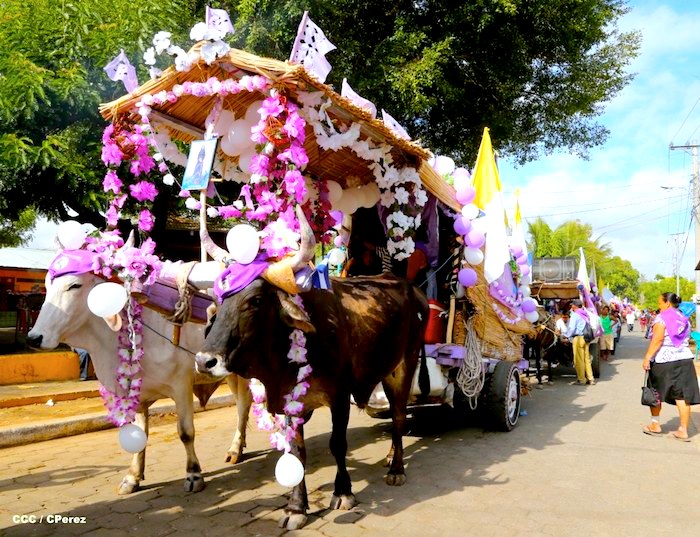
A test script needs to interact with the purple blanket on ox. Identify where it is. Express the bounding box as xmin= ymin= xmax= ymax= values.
xmin=144 ymin=280 xmax=213 ymax=323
